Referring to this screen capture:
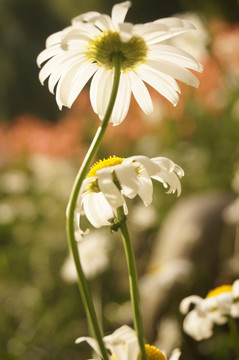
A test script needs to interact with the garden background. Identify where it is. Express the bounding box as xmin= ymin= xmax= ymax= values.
xmin=1 ymin=0 xmax=239 ymax=359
